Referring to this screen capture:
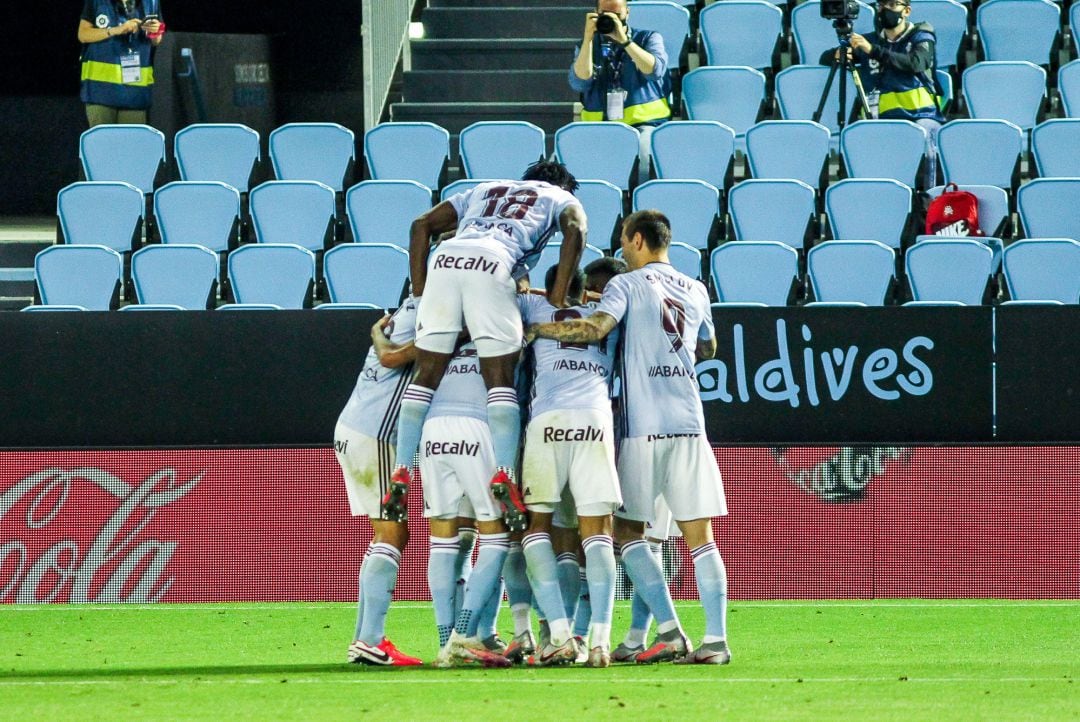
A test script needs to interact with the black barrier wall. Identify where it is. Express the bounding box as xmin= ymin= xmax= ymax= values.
xmin=0 ymin=307 xmax=1076 ymax=448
